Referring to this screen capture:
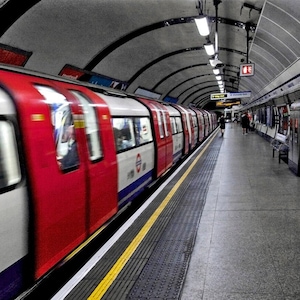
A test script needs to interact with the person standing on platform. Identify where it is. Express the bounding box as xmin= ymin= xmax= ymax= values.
xmin=218 ymin=114 xmax=226 ymax=137
xmin=241 ymin=112 xmax=250 ymax=135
